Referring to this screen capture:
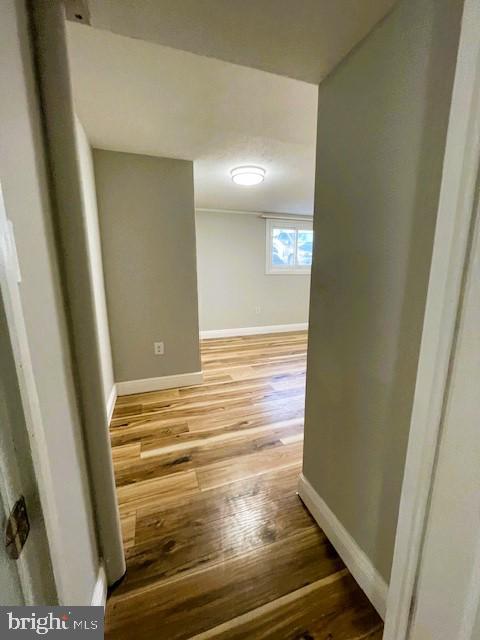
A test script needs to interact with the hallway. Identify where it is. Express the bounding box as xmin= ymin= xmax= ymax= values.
xmin=105 ymin=331 xmax=382 ymax=639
